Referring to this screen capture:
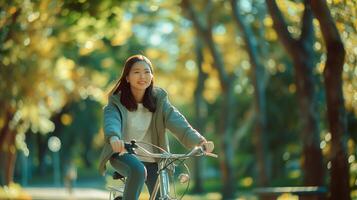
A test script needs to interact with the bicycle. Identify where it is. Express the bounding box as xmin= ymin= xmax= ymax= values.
xmin=106 ymin=140 xmax=217 ymax=200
